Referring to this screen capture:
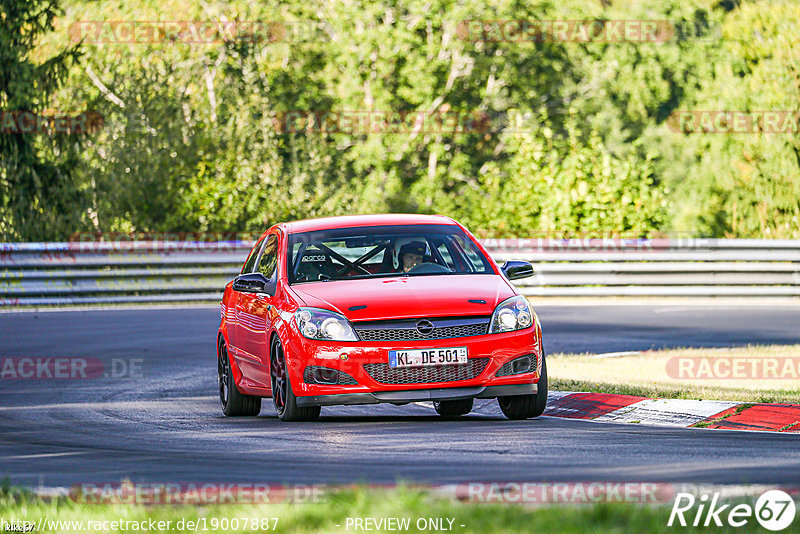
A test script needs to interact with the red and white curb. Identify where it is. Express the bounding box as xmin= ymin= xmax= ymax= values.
xmin=545 ymin=391 xmax=800 ymax=432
